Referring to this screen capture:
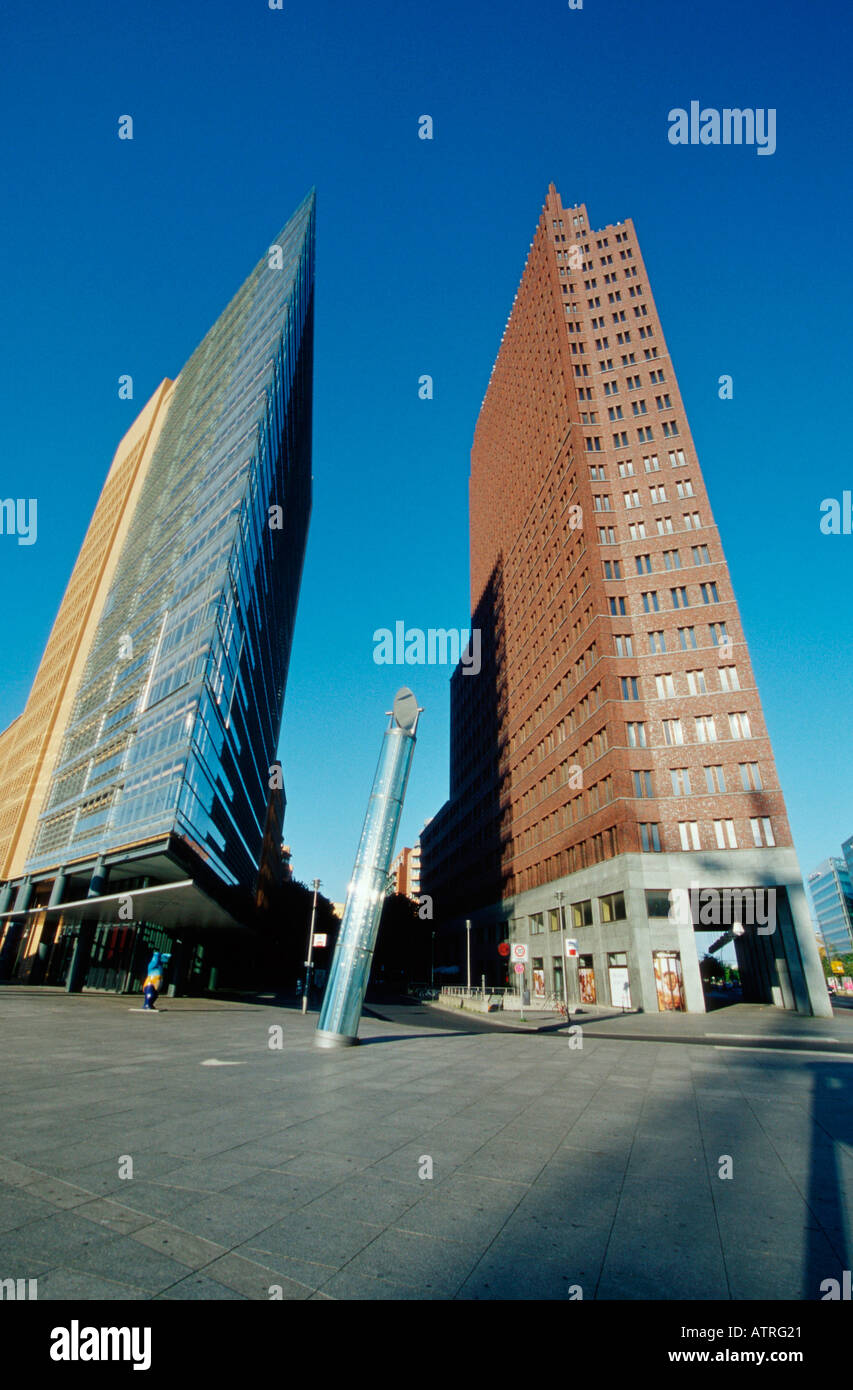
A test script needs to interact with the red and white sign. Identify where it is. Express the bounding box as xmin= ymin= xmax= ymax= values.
xmin=511 ymin=943 xmax=529 ymax=962
xmin=565 ymin=939 xmax=578 ymax=958
xmin=513 ymin=962 xmax=525 ymax=975
xmin=312 ymin=934 xmax=328 ymax=948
